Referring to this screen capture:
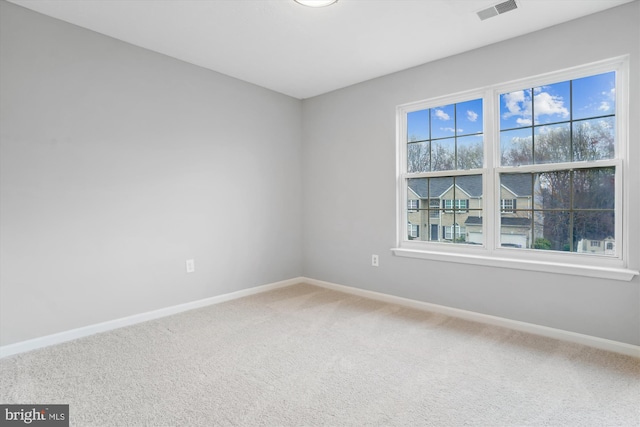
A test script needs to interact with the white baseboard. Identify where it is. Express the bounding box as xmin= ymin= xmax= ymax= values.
xmin=302 ymin=277 xmax=640 ymax=358
xmin=3 ymin=276 xmax=638 ymax=359
xmin=0 ymin=277 xmax=303 ymax=358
